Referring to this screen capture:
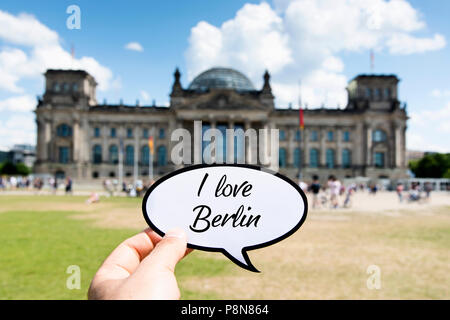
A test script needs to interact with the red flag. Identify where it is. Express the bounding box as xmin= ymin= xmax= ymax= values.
xmin=299 ymin=108 xmax=304 ymax=130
